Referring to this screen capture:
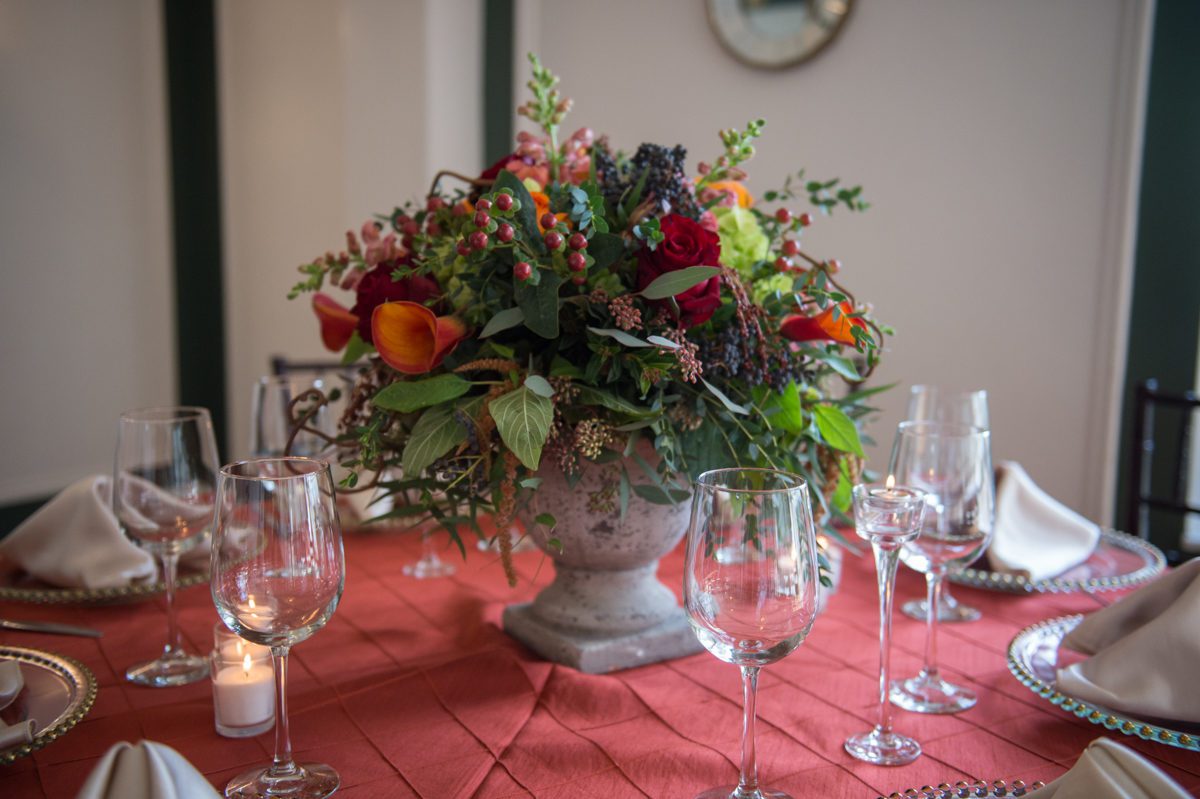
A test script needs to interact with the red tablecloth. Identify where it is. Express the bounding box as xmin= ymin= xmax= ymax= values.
xmin=1 ymin=528 xmax=1198 ymax=799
